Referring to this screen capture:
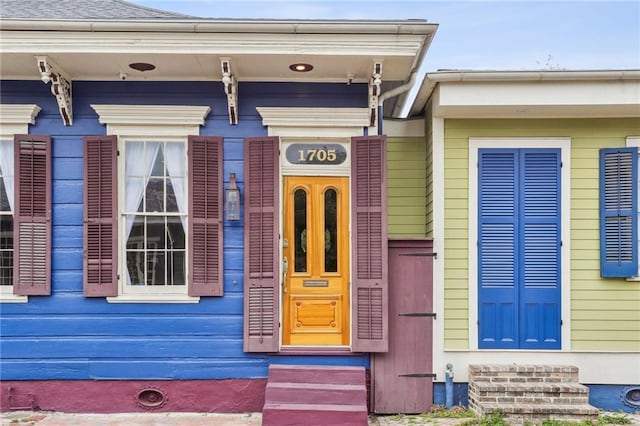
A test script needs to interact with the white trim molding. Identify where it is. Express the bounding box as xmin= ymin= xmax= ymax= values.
xmin=91 ymin=105 xmax=211 ymax=136
xmin=467 ymin=137 xmax=572 ymax=351
xmin=257 ymin=107 xmax=370 ymax=137
xmin=0 ymin=104 xmax=41 ymax=136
